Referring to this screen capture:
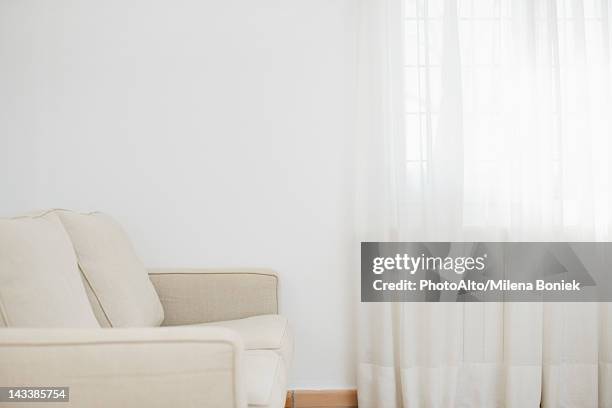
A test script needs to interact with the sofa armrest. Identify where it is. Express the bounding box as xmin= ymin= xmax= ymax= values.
xmin=148 ymin=268 xmax=279 ymax=326
xmin=0 ymin=327 xmax=246 ymax=408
